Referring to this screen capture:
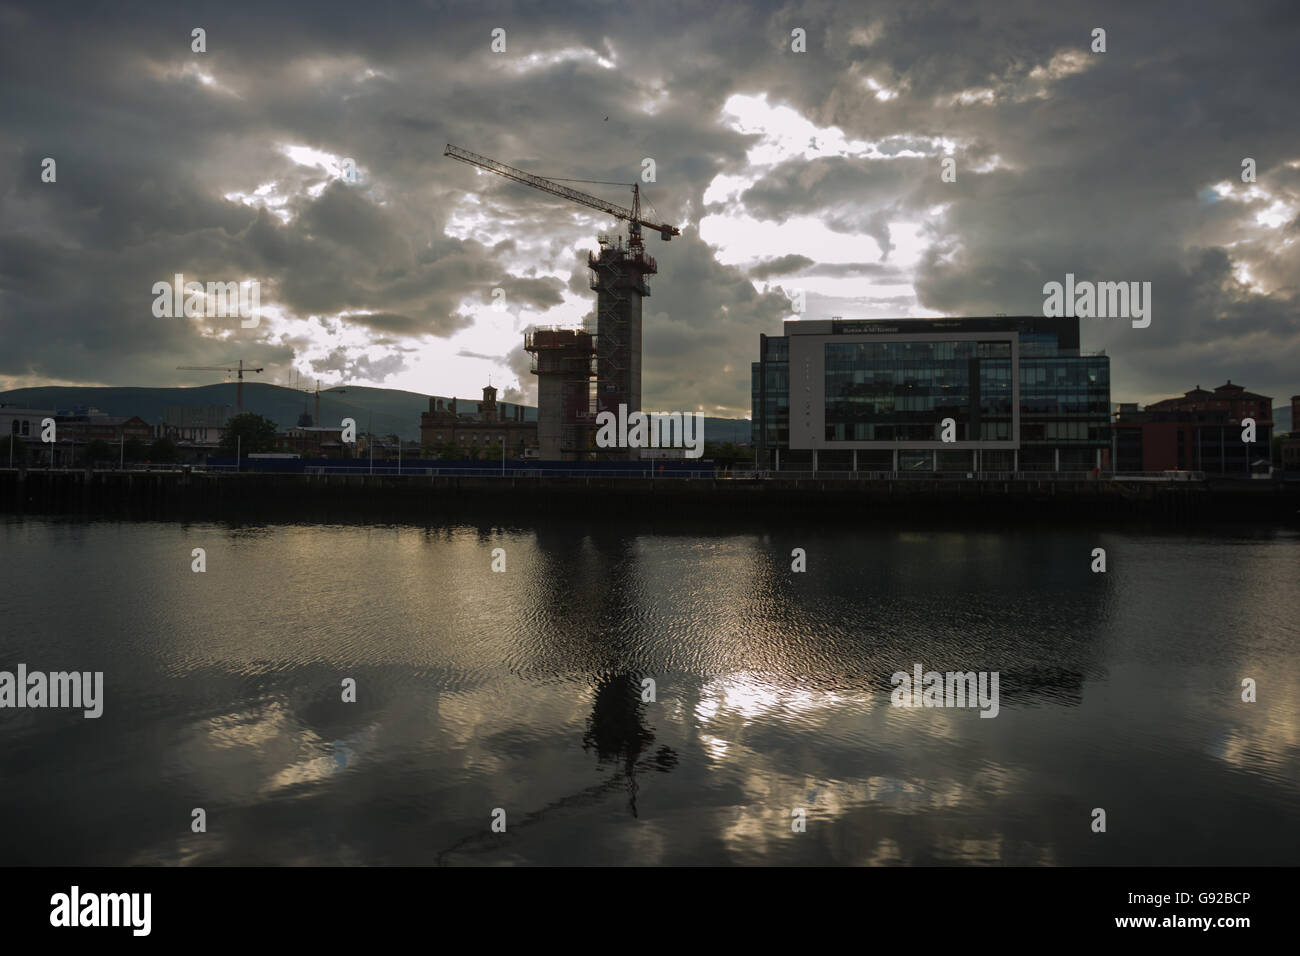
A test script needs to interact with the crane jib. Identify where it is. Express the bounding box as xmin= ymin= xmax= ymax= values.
xmin=445 ymin=144 xmax=679 ymax=240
